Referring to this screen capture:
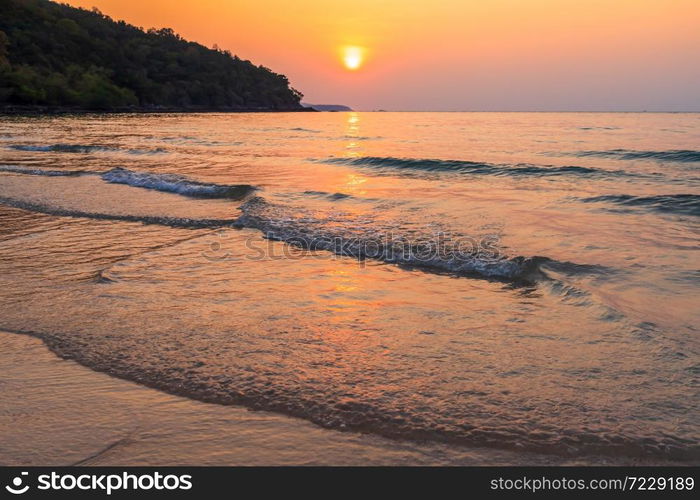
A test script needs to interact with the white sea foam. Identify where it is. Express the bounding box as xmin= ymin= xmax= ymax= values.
xmin=101 ymin=167 xmax=256 ymax=199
